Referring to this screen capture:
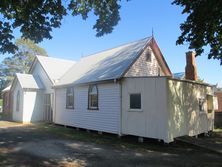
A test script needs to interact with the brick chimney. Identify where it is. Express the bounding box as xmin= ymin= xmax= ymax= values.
xmin=185 ymin=51 xmax=197 ymax=81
